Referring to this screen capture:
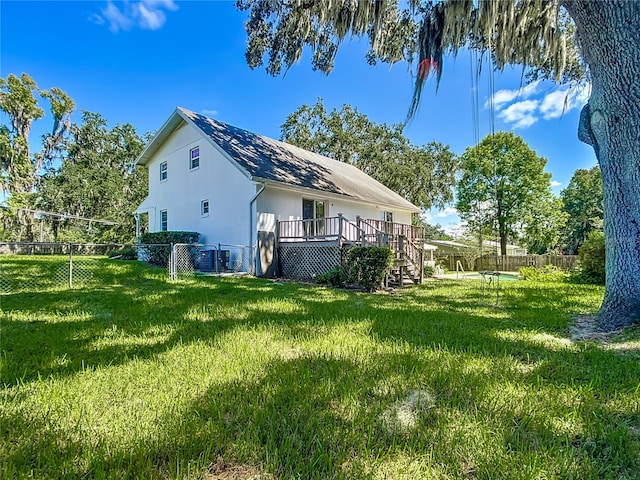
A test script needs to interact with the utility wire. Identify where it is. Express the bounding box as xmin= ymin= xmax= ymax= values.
xmin=14 ymin=208 xmax=119 ymax=226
